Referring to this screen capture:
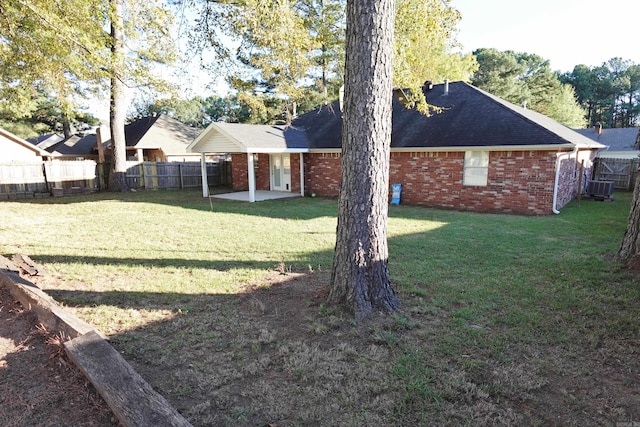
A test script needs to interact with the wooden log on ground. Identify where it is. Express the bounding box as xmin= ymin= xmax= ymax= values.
xmin=0 ymin=266 xmax=98 ymax=339
xmin=0 ymin=254 xmax=19 ymax=272
xmin=11 ymin=254 xmax=46 ymax=276
xmin=65 ymin=331 xmax=192 ymax=427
